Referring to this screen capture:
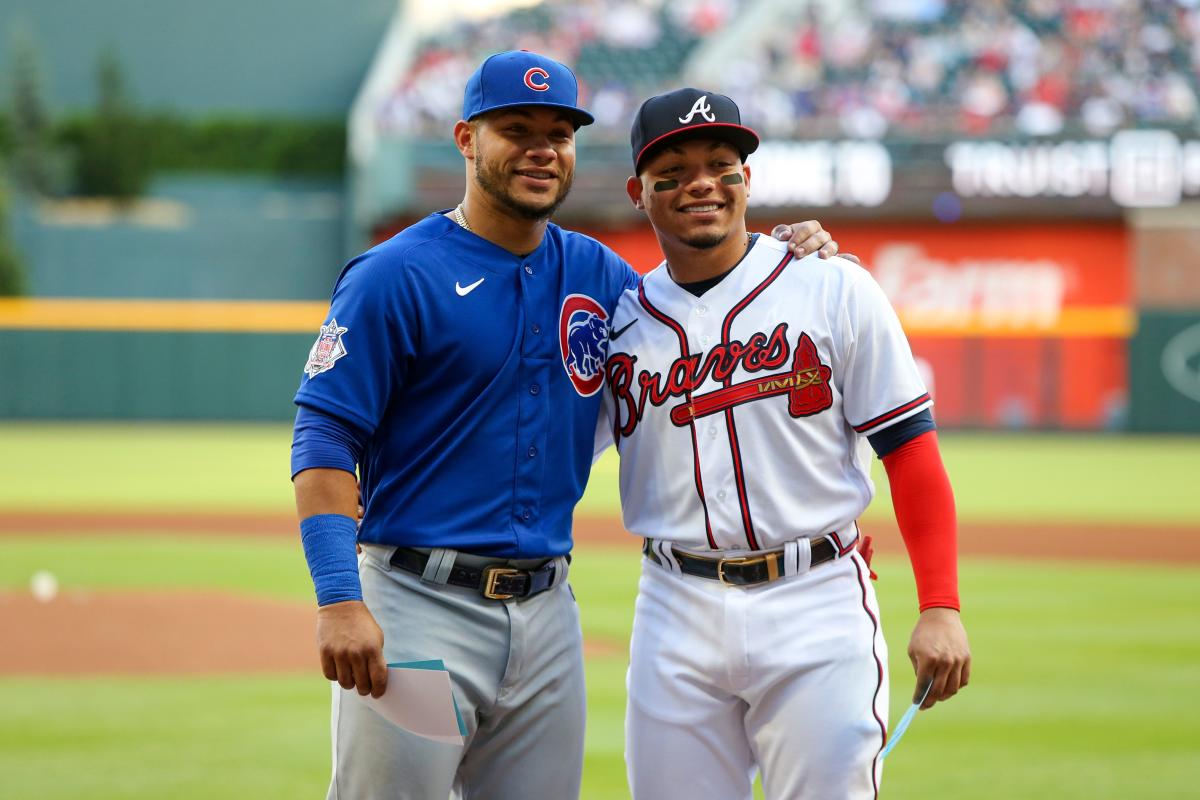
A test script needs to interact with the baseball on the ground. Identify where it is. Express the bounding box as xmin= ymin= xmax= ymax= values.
xmin=30 ymin=570 xmax=59 ymax=603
